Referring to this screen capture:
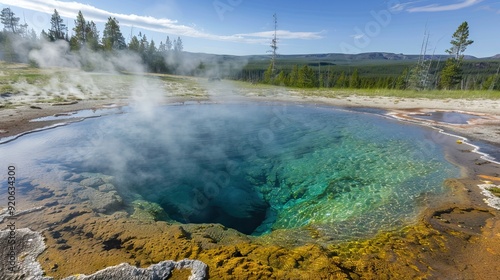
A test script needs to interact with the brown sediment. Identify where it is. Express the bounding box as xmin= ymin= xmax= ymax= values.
xmin=9 ymin=176 xmax=498 ymax=279
xmin=1 ymin=93 xmax=500 ymax=279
